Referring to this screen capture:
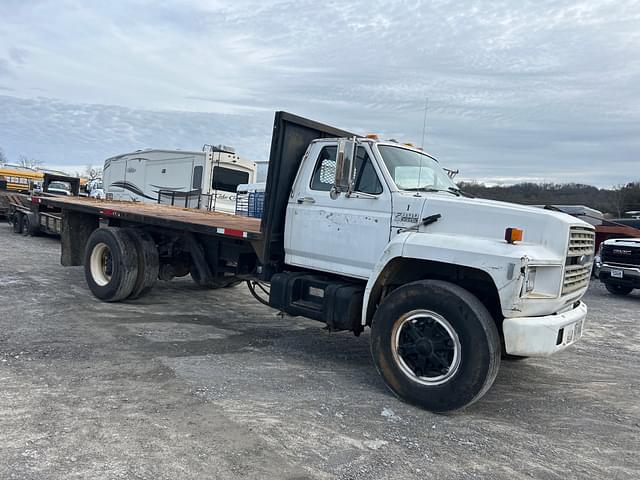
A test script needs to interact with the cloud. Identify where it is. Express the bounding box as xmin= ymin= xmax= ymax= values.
xmin=0 ymin=0 xmax=638 ymax=187
xmin=0 ymin=59 xmax=11 ymax=77
xmin=8 ymin=47 xmax=28 ymax=65
xmin=0 ymin=95 xmax=272 ymax=165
